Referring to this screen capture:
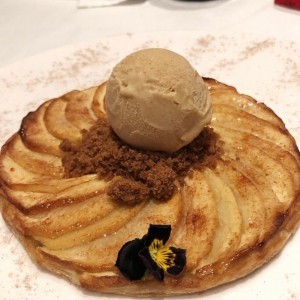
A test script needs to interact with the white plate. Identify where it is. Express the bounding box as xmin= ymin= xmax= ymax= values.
xmin=0 ymin=31 xmax=299 ymax=300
